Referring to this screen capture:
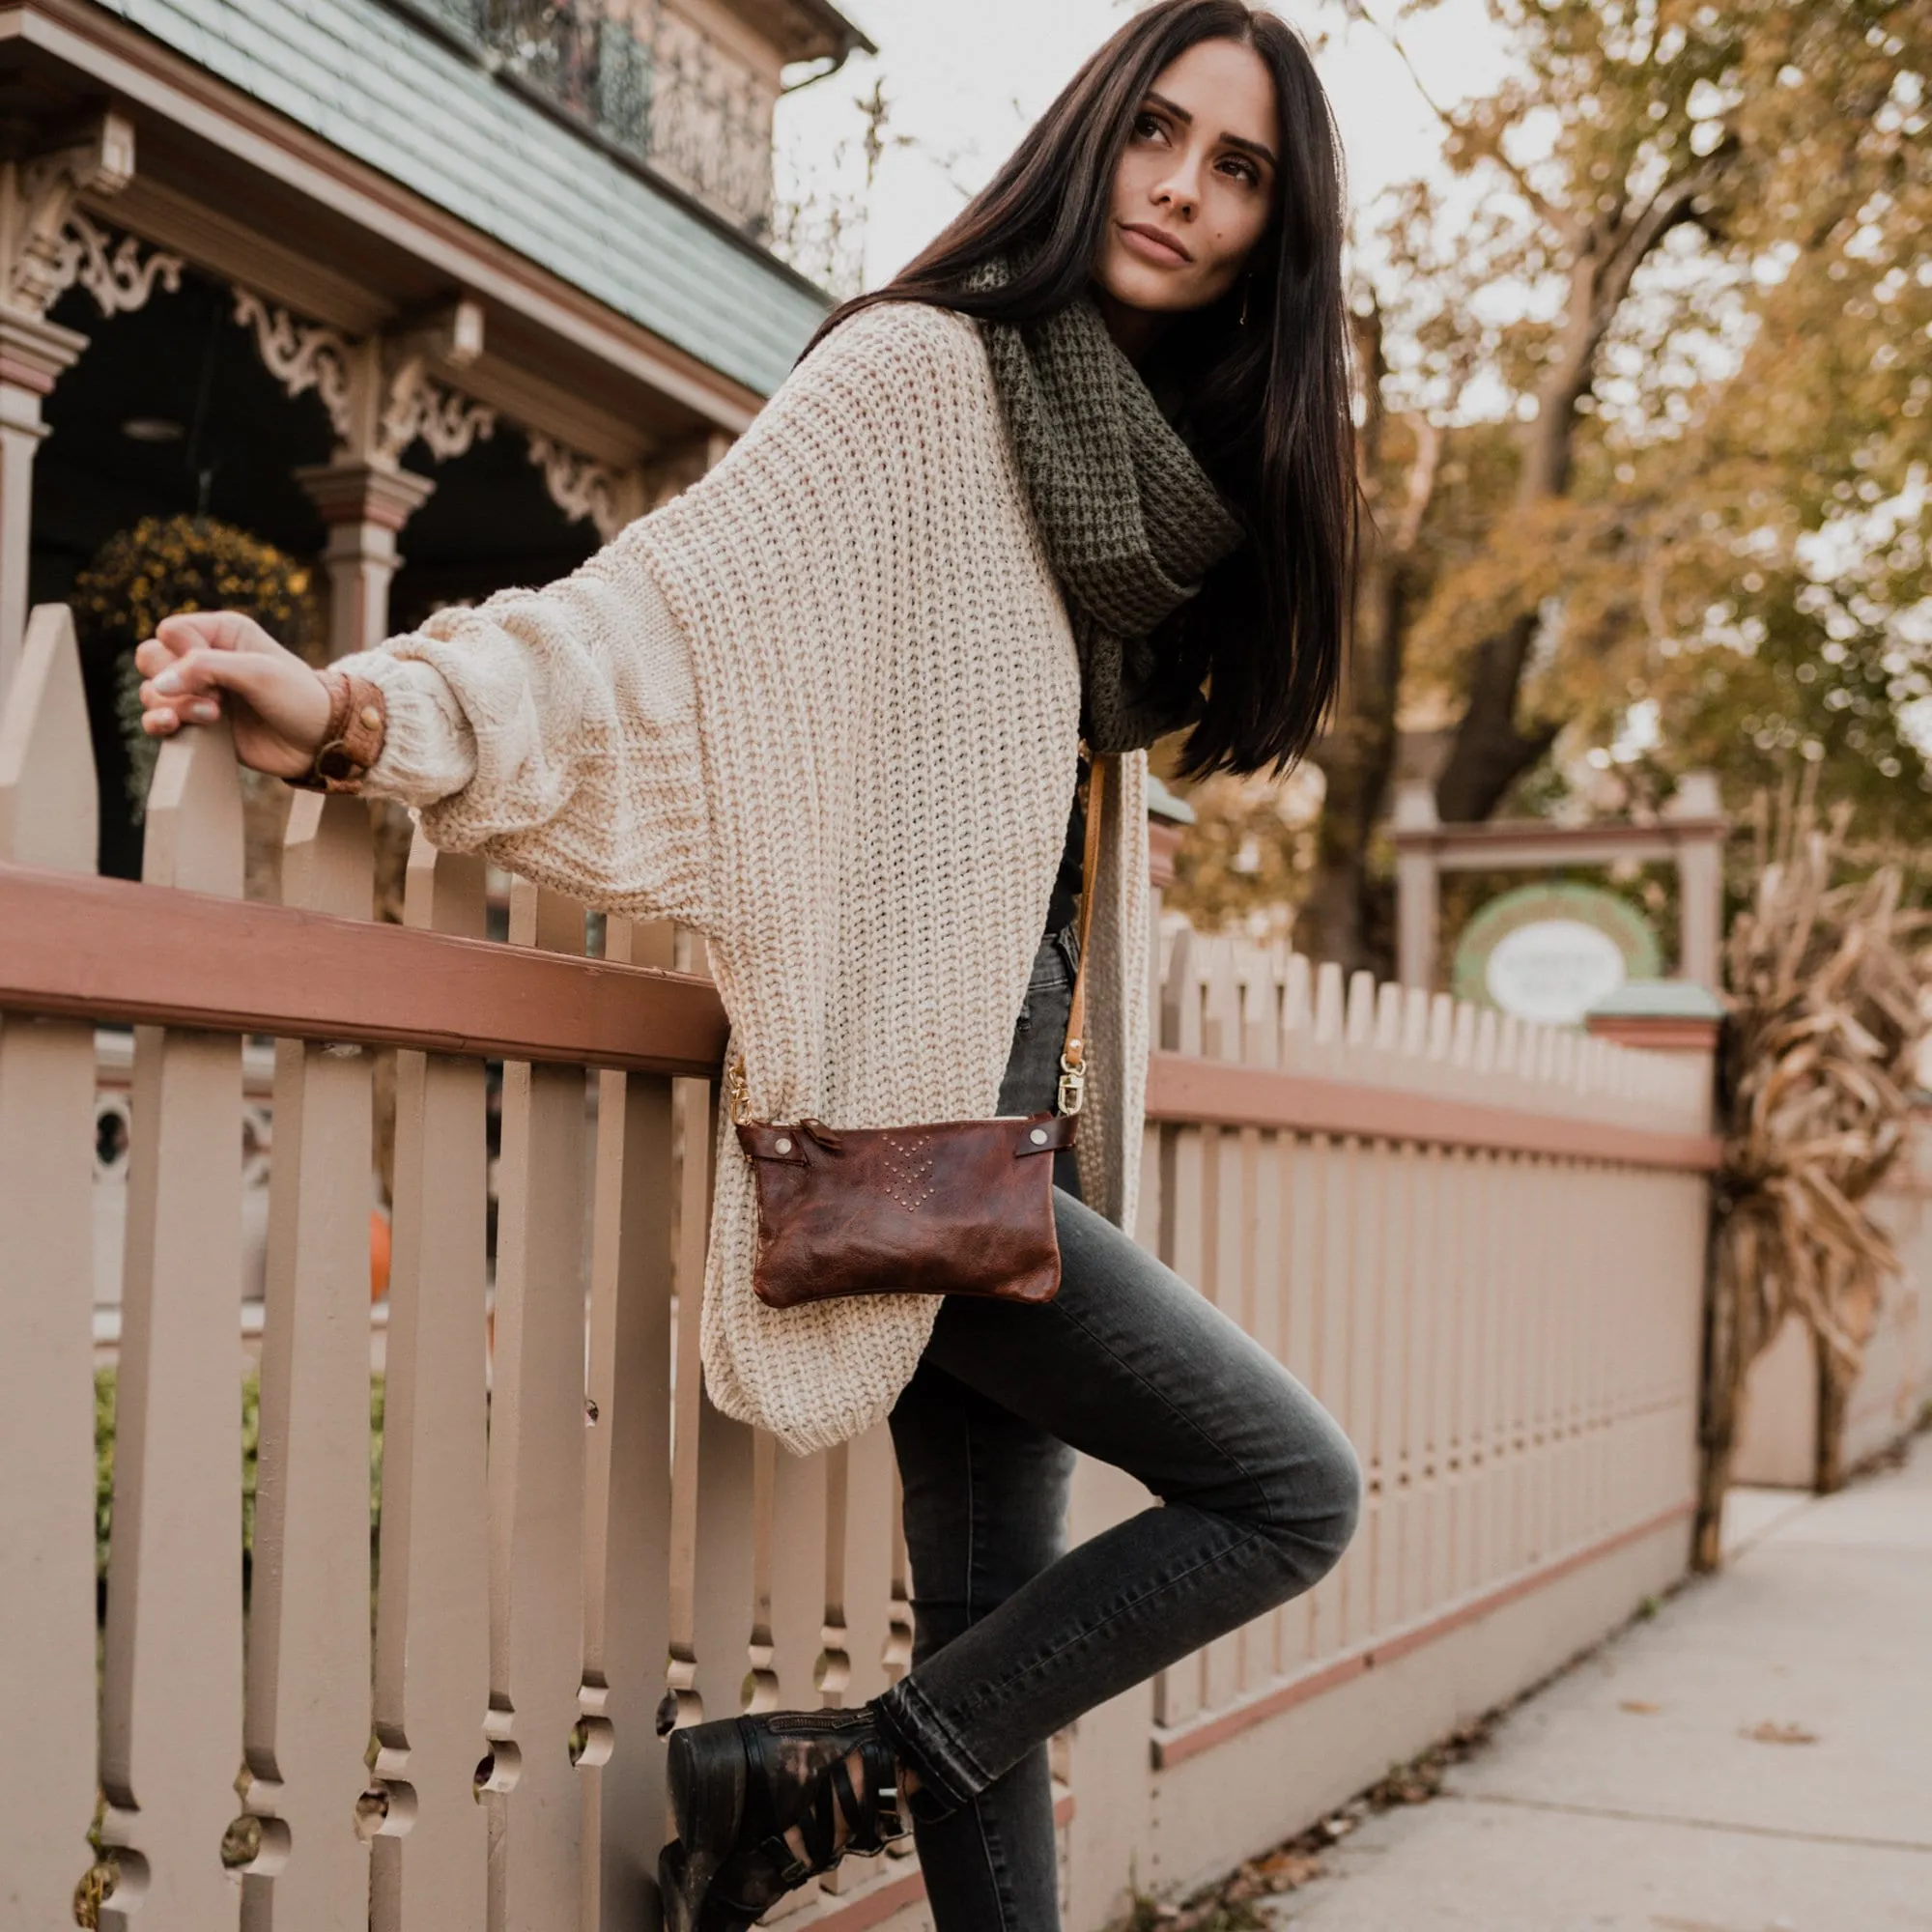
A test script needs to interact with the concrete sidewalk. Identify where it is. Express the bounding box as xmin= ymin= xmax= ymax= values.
xmin=1272 ymin=1435 xmax=1932 ymax=1932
